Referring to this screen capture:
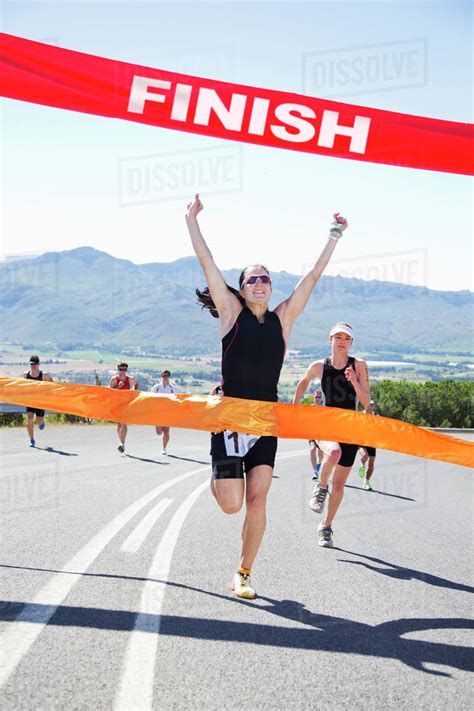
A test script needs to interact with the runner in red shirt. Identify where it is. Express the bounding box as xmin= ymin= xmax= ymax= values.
xmin=109 ymin=362 xmax=138 ymax=453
